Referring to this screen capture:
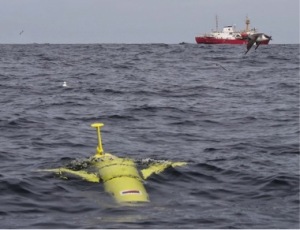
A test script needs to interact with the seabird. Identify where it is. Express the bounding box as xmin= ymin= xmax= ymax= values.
xmin=62 ymin=81 xmax=67 ymax=87
xmin=245 ymin=33 xmax=272 ymax=54
xmin=19 ymin=30 xmax=24 ymax=35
